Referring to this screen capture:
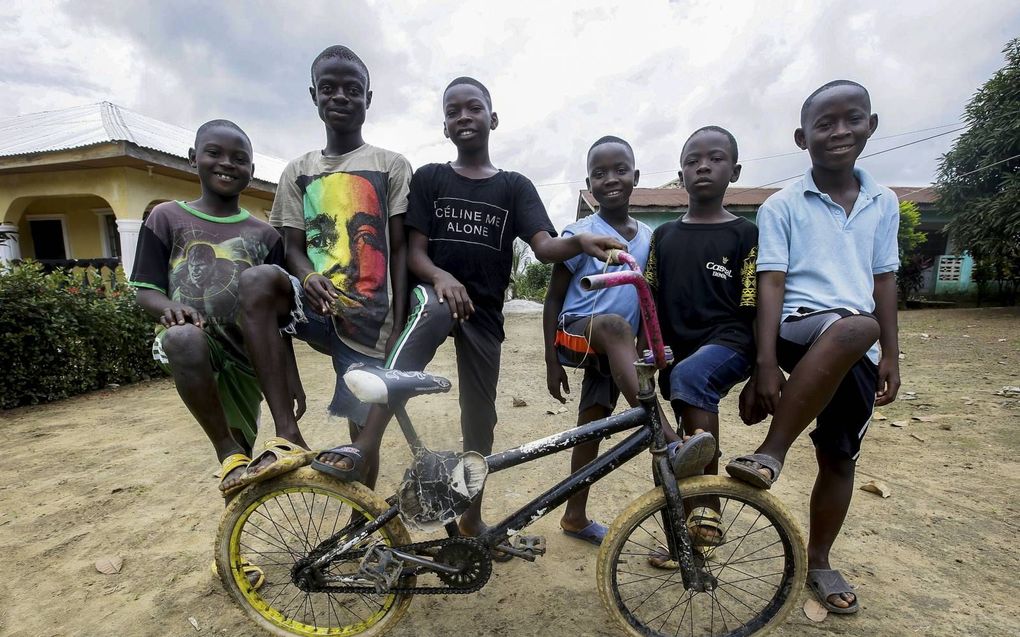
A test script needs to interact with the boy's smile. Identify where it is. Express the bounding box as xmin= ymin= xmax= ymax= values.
xmin=679 ymin=129 xmax=740 ymax=199
xmin=443 ymin=84 xmax=496 ymax=150
xmin=586 ymin=142 xmax=638 ymax=210
xmin=190 ymin=126 xmax=253 ymax=198
xmin=796 ymin=84 xmax=877 ymax=171
xmin=311 ymin=58 xmax=372 ymax=135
